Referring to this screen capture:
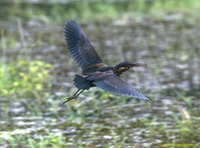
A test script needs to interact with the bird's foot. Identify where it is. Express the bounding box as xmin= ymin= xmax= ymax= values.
xmin=63 ymin=96 xmax=76 ymax=104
